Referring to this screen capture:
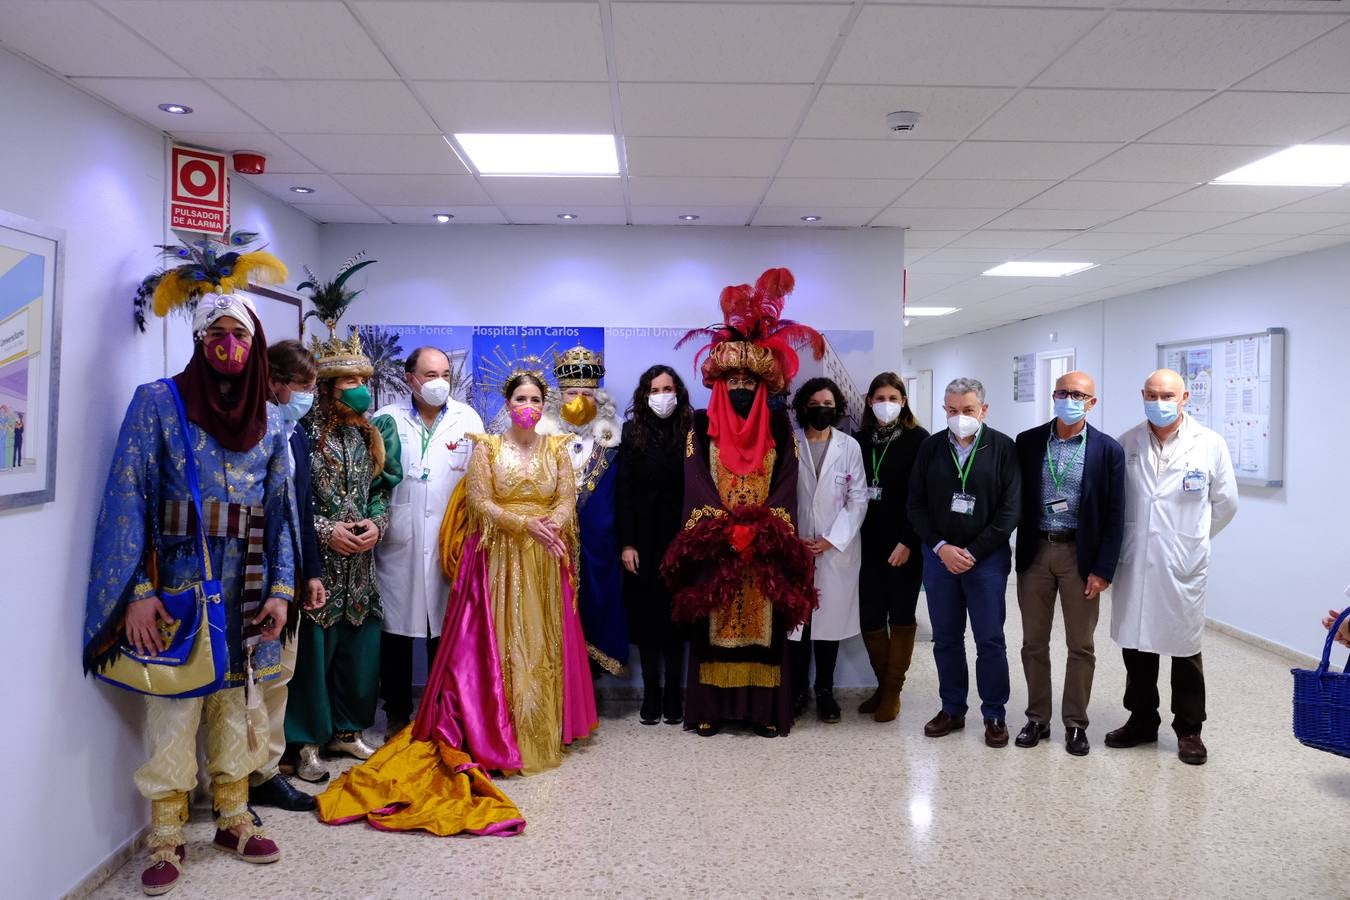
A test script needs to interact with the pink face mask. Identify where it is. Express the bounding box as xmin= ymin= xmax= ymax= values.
xmin=204 ymin=334 xmax=250 ymax=376
xmin=510 ymin=405 xmax=542 ymax=429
